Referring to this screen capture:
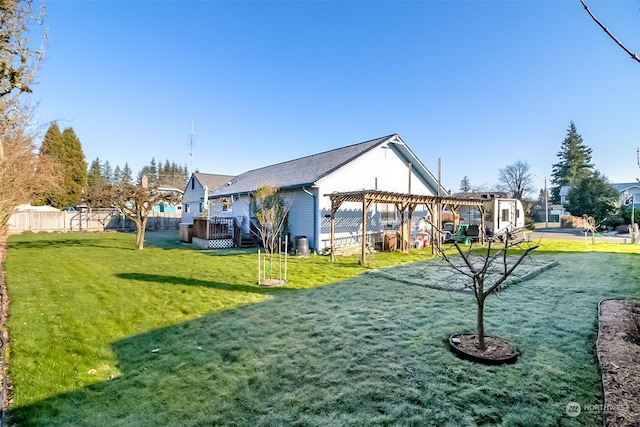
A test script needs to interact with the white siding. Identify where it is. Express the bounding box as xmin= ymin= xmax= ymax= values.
xmin=314 ymin=141 xmax=436 ymax=250
xmin=317 ymin=142 xmax=434 ymax=196
xmin=182 ymin=176 xmax=204 ymax=224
